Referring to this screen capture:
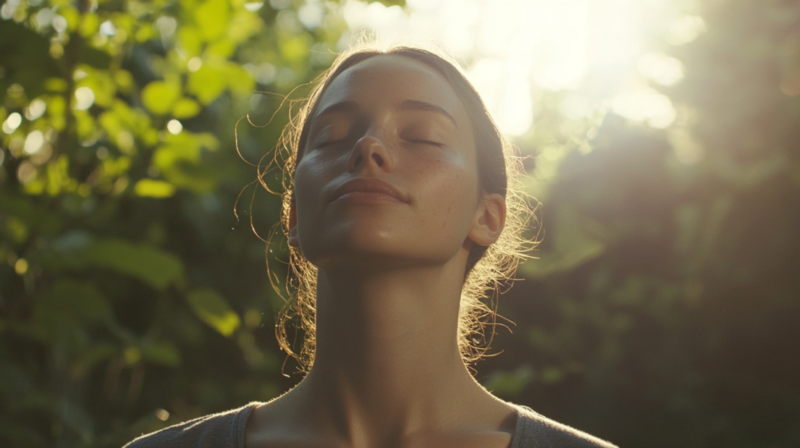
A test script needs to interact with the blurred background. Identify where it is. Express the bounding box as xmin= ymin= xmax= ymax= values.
xmin=1 ymin=0 xmax=799 ymax=446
